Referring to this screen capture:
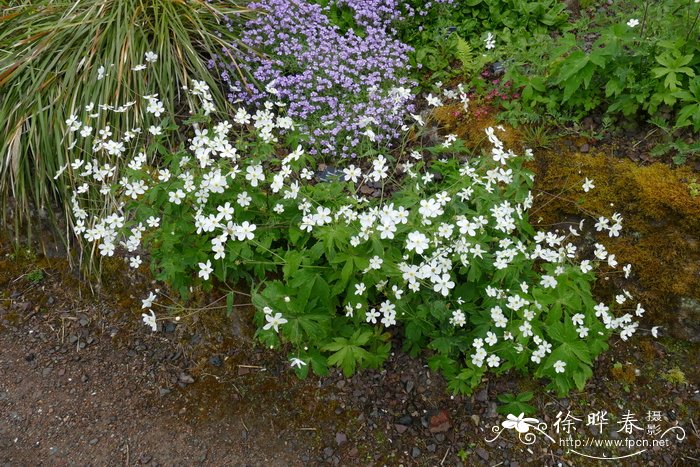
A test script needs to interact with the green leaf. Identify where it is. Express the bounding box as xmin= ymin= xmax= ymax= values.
xmin=283 ymin=250 xmax=304 ymax=280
